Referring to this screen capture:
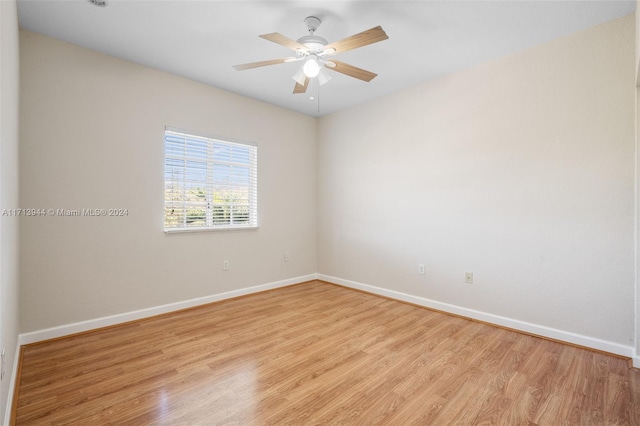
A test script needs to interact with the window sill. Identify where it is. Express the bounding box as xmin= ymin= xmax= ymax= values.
xmin=164 ymin=226 xmax=259 ymax=234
